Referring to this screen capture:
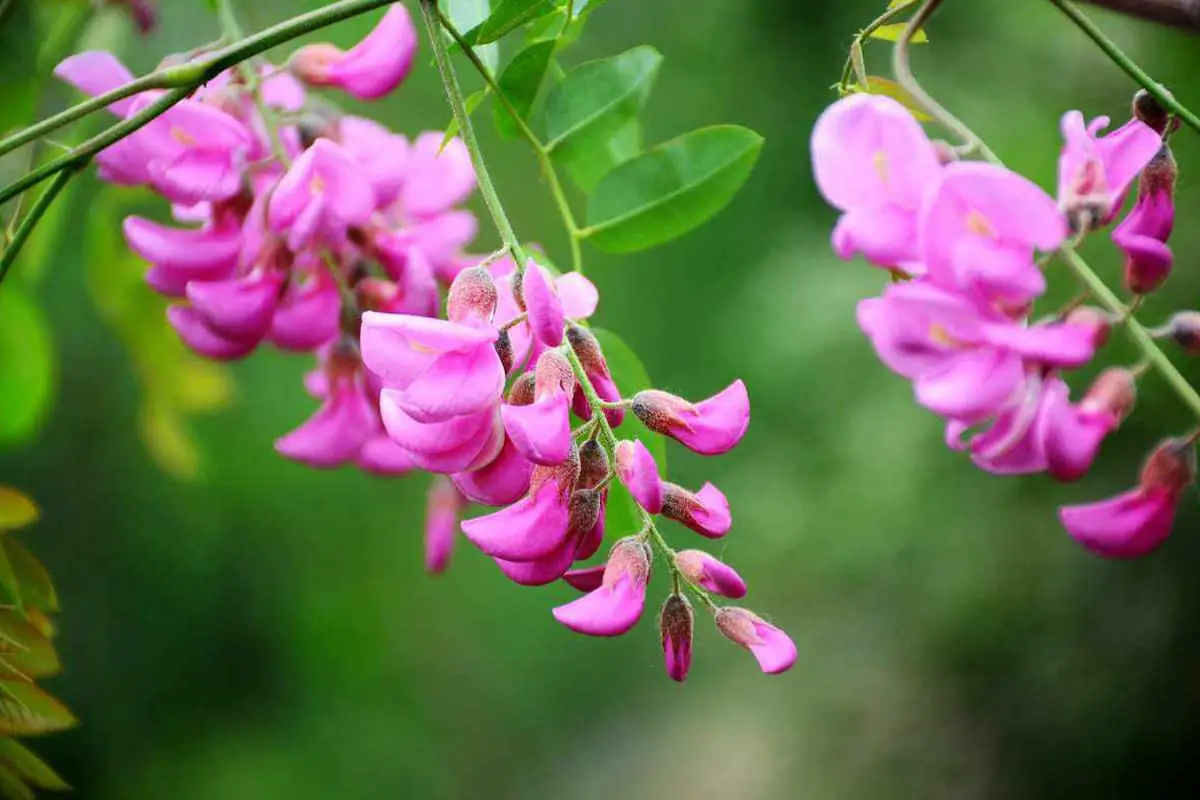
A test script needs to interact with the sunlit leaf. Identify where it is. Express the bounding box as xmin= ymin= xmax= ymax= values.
xmin=493 ymin=40 xmax=556 ymax=140
xmin=0 ymin=738 xmax=69 ymax=791
xmin=565 ymin=118 xmax=642 ymax=193
xmin=886 ymin=0 xmax=917 ymax=8
xmin=0 ymin=287 xmax=55 ymax=446
xmin=477 ymin=0 xmax=556 ymax=44
xmin=0 ymin=544 xmax=21 ymax=613
xmin=868 ymin=23 xmax=927 ymax=43
xmin=0 ymin=682 xmax=77 ymax=736
xmin=0 ymin=614 xmax=60 ymax=680
xmin=0 ymin=491 xmax=37 ymax=533
xmin=445 ymin=0 xmax=499 ymax=73
xmin=543 ymin=46 xmax=661 ymax=161
xmin=583 ymin=125 xmax=763 ymax=253
xmin=845 ymin=76 xmax=932 ymax=121
xmin=3 ymin=541 xmax=56 ymax=614
xmin=441 ymin=89 xmax=489 ymax=152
